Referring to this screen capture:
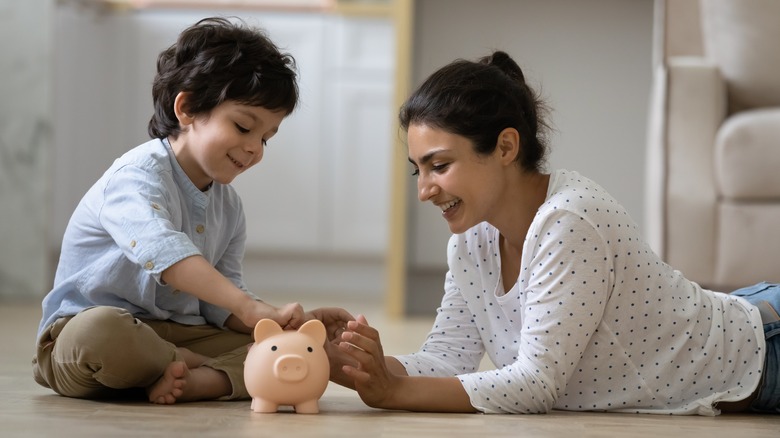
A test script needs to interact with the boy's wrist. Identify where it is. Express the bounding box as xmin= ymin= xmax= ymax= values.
xmin=224 ymin=313 xmax=252 ymax=334
xmin=231 ymin=293 xmax=259 ymax=322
